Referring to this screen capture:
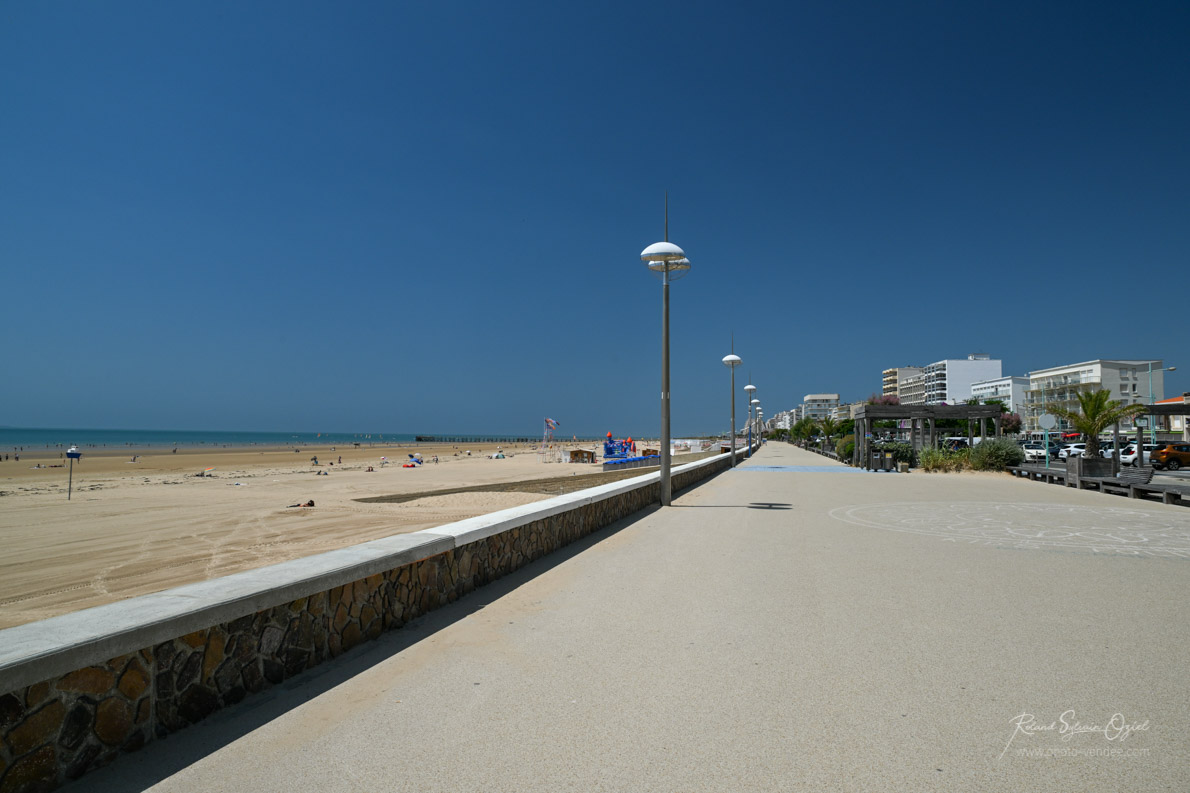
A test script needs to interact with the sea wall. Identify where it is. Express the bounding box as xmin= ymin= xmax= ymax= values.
xmin=0 ymin=447 xmax=753 ymax=792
